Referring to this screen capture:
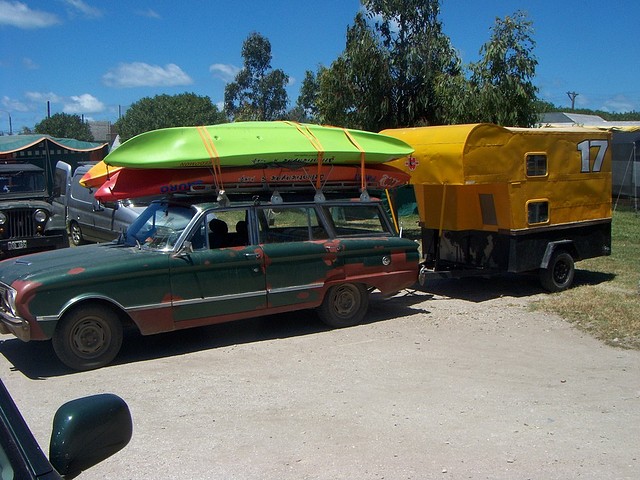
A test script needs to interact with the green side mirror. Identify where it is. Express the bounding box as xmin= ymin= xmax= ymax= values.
xmin=49 ymin=393 xmax=132 ymax=477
